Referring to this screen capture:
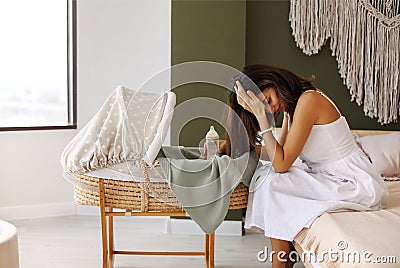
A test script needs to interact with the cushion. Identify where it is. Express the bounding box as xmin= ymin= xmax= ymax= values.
xmin=356 ymin=132 xmax=400 ymax=177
